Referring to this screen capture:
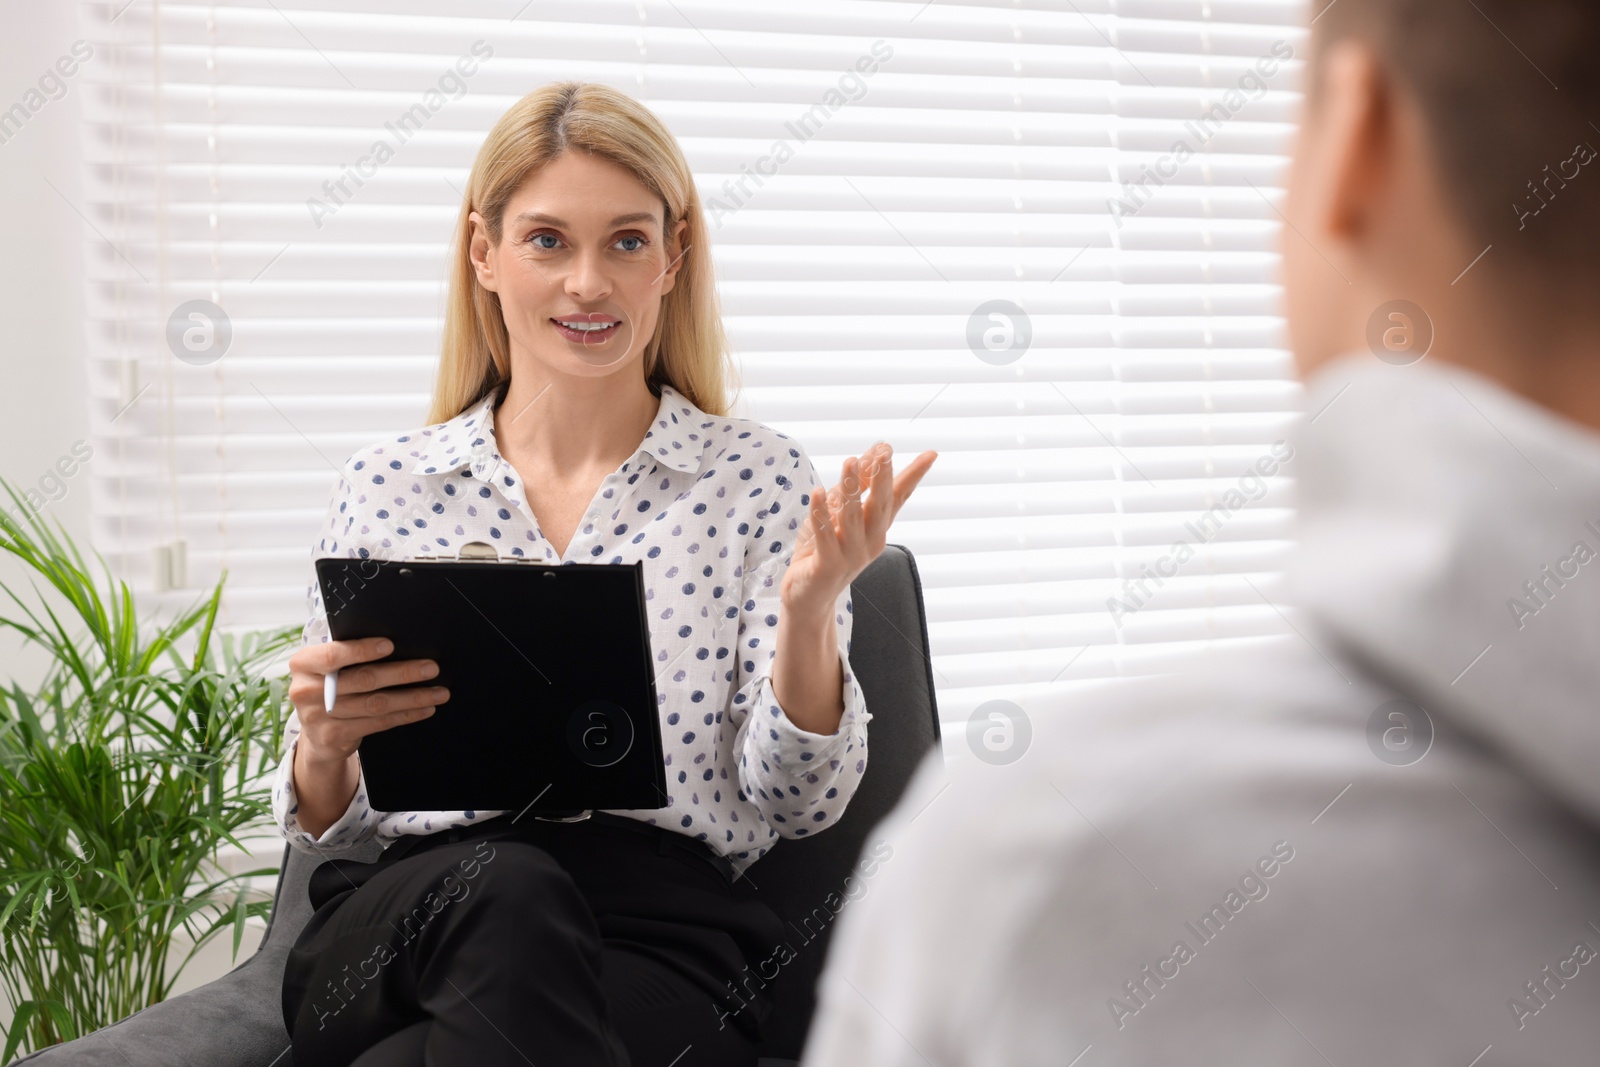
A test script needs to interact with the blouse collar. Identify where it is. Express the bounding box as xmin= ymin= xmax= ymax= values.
xmin=407 ymin=381 xmax=710 ymax=479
